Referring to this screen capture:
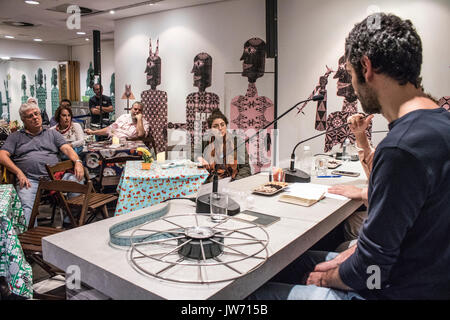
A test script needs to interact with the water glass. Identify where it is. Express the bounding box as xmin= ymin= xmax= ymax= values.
xmin=210 ymin=192 xmax=228 ymax=222
xmin=315 ymin=157 xmax=328 ymax=176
